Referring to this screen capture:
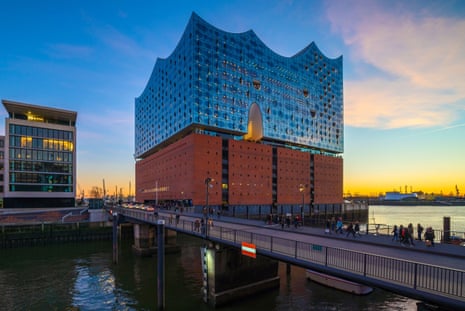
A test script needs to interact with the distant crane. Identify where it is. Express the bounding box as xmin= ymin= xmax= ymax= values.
xmin=103 ymin=179 xmax=106 ymax=200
